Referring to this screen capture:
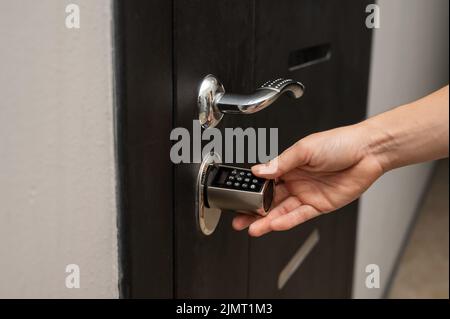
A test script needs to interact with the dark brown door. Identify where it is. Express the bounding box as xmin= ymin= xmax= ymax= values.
xmin=247 ymin=0 xmax=372 ymax=298
xmin=173 ymin=0 xmax=372 ymax=298
xmin=118 ymin=0 xmax=372 ymax=298
xmin=174 ymin=0 xmax=254 ymax=298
